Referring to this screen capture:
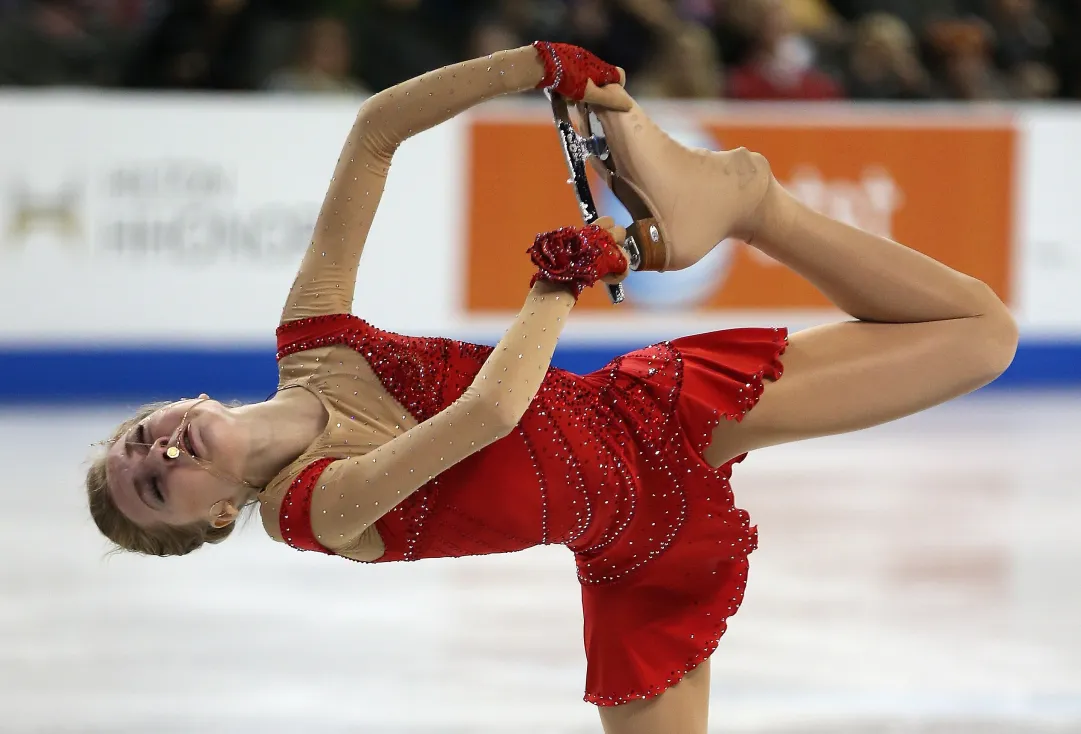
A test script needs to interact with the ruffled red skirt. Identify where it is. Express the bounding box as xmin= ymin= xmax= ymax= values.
xmin=576 ymin=327 xmax=788 ymax=705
